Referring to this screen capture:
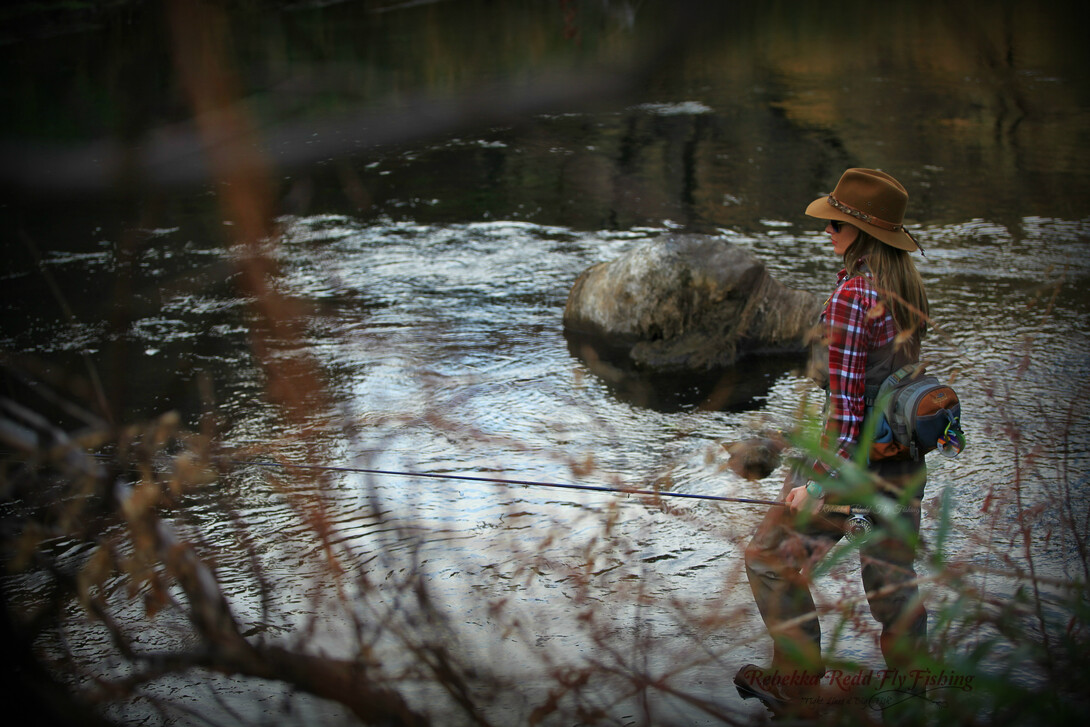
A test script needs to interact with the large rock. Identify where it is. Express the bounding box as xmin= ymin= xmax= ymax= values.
xmin=563 ymin=234 xmax=821 ymax=372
